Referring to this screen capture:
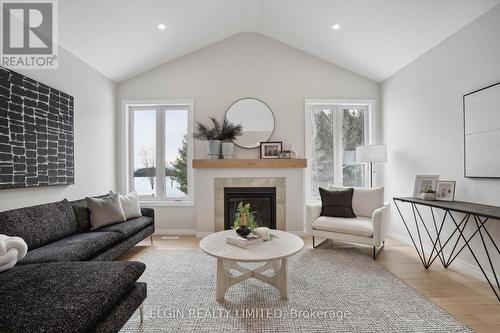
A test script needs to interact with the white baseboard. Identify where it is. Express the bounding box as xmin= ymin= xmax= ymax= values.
xmin=388 ymin=230 xmax=496 ymax=282
xmin=154 ymin=228 xmax=197 ymax=236
xmin=196 ymin=231 xmax=213 ymax=238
